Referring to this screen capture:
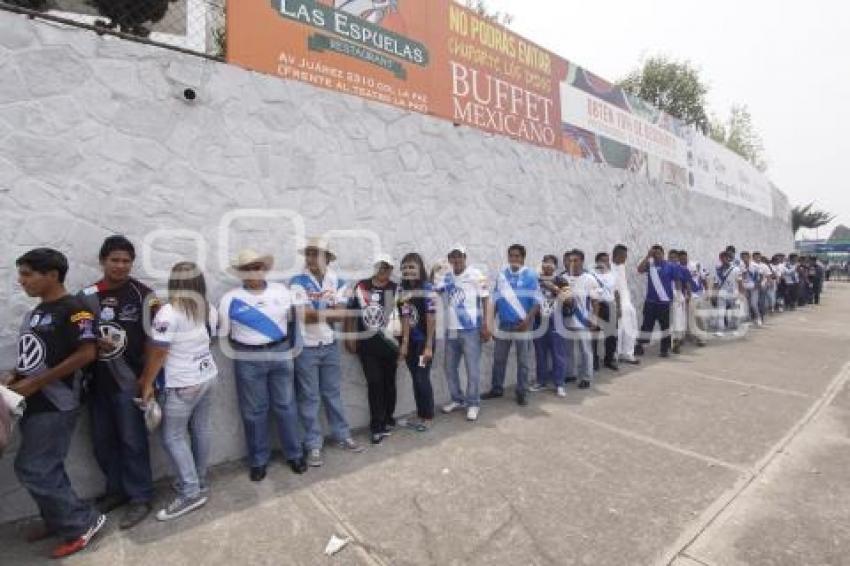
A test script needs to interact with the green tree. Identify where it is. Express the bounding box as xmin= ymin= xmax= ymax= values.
xmin=791 ymin=203 xmax=835 ymax=236
xmin=710 ymin=105 xmax=768 ymax=171
xmin=461 ymin=0 xmax=513 ymax=26
xmin=619 ymin=56 xmax=710 ymax=133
